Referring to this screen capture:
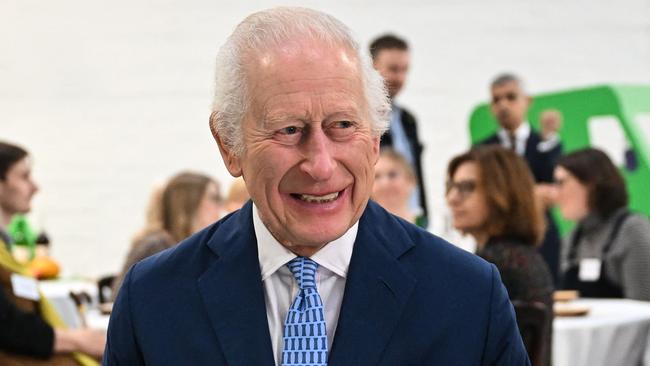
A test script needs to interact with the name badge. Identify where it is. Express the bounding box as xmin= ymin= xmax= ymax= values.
xmin=579 ymin=258 xmax=602 ymax=282
xmin=11 ymin=273 xmax=41 ymax=301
